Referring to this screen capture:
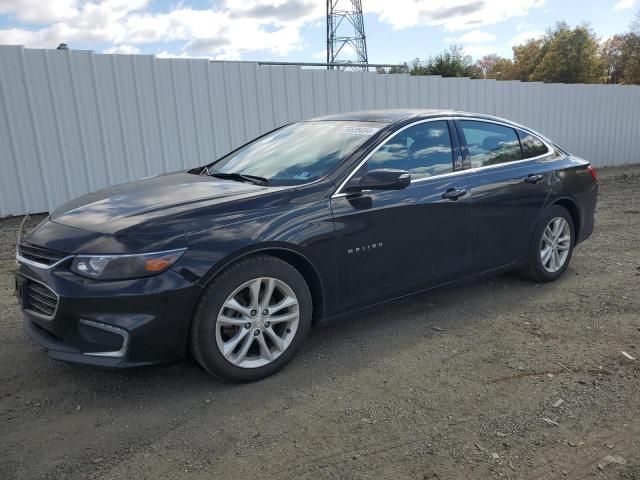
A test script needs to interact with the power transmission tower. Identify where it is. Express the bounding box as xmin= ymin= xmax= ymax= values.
xmin=326 ymin=0 xmax=369 ymax=71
